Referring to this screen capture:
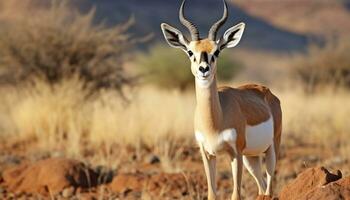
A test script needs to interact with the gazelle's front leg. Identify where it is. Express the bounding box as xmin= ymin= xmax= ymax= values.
xmin=231 ymin=153 xmax=243 ymax=200
xmin=199 ymin=144 xmax=217 ymax=200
